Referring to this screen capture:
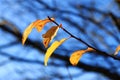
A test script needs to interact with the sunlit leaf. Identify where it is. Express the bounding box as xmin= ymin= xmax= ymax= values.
xmin=22 ymin=18 xmax=54 ymax=45
xmin=22 ymin=23 xmax=34 ymax=45
xmin=42 ymin=25 xmax=61 ymax=48
xmin=44 ymin=38 xmax=68 ymax=66
xmin=114 ymin=45 xmax=120 ymax=55
xmin=33 ymin=20 xmax=42 ymax=31
xmin=35 ymin=18 xmax=54 ymax=32
xmin=70 ymin=47 xmax=95 ymax=66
